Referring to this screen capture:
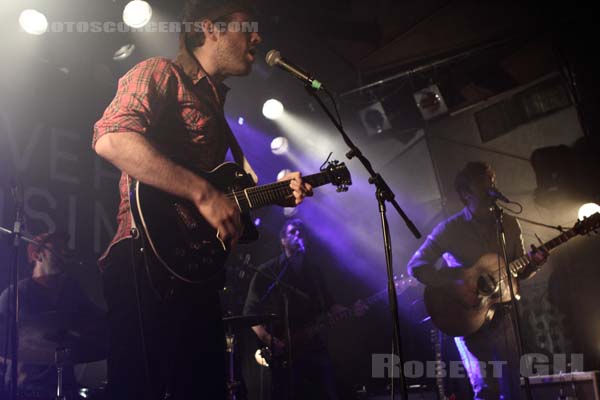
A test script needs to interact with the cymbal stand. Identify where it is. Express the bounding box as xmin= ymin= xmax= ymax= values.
xmin=55 ymin=347 xmax=71 ymax=400
xmin=225 ymin=326 xmax=240 ymax=400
